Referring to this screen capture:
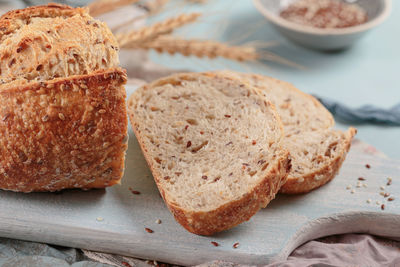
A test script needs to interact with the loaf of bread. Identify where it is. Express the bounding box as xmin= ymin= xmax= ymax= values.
xmin=128 ymin=72 xmax=291 ymax=235
xmin=0 ymin=4 xmax=128 ymax=192
xmin=221 ymin=72 xmax=356 ymax=194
